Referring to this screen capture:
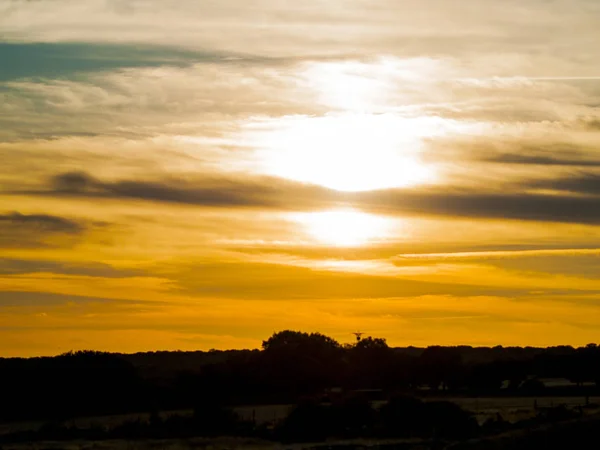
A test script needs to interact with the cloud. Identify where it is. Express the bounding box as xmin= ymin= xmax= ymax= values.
xmin=582 ymin=118 xmax=600 ymax=131
xmin=52 ymin=171 xmax=97 ymax=193
xmin=0 ymin=42 xmax=229 ymax=82
xmin=1 ymin=49 xmax=597 ymax=144
xmin=15 ymin=171 xmax=600 ymax=225
xmin=0 ymin=212 xmax=87 ymax=248
xmin=0 ymin=291 xmax=151 ymax=308
xmin=47 ymin=171 xmax=336 ymax=209
xmin=0 ymin=258 xmax=141 ymax=278
xmin=469 ymin=138 xmax=600 ymax=168
xmin=0 ymin=61 xmax=319 ymax=141
xmin=526 ymin=171 xmax=600 ymax=195
xmin=173 ymin=260 xmax=525 ymax=300
xmin=0 ymin=212 xmax=84 ymax=234
xmin=1 ymin=0 xmax=598 ymax=72
xmin=353 ymin=189 xmax=600 ymax=225
xmin=393 ymin=248 xmax=600 ymax=280
xmin=395 ymin=248 xmax=600 ymax=262
xmin=484 ymin=153 xmax=600 ymax=167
